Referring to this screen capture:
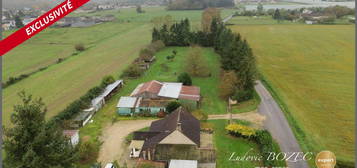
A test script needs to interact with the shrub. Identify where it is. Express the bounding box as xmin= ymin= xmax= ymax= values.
xmin=75 ymin=43 xmax=85 ymax=52
xmin=233 ymin=89 xmax=254 ymax=102
xmin=254 ymin=130 xmax=279 ymax=167
xmin=192 ymin=109 xmax=208 ymax=121
xmin=177 ymin=72 xmax=192 ymax=86
xmin=121 ymin=64 xmax=143 ymax=78
xmin=139 ymin=48 xmax=155 ymax=61
xmin=151 ymin=40 xmax=165 ymax=51
xmin=101 ymin=75 xmax=115 ymax=87
xmin=79 ymin=141 xmax=99 ymax=163
xmin=225 ymin=123 xmax=256 ymax=138
xmin=165 ymin=101 xmax=181 ymax=113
